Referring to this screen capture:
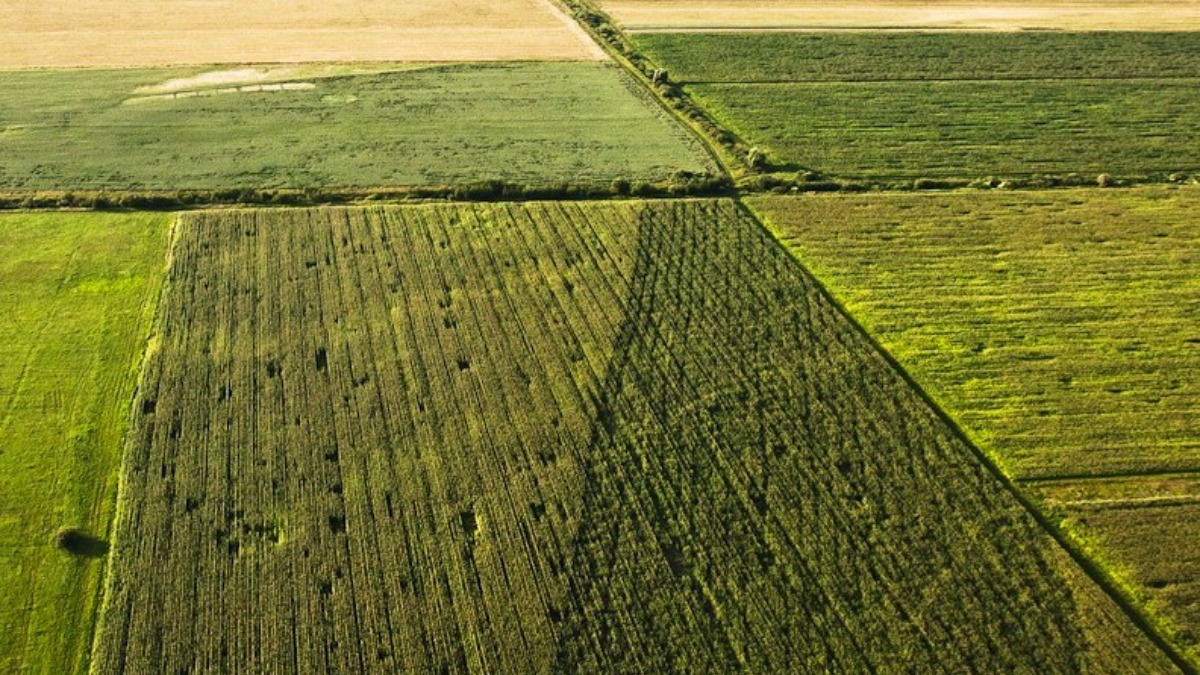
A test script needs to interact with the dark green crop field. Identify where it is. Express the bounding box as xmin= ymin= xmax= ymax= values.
xmin=0 ymin=63 xmax=711 ymax=191
xmin=751 ymin=188 xmax=1200 ymax=664
xmin=638 ymin=32 xmax=1200 ymax=84
xmin=636 ymin=32 xmax=1200 ymax=180
xmin=90 ymin=201 xmax=1175 ymax=673
xmin=0 ymin=212 xmax=171 ymax=675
